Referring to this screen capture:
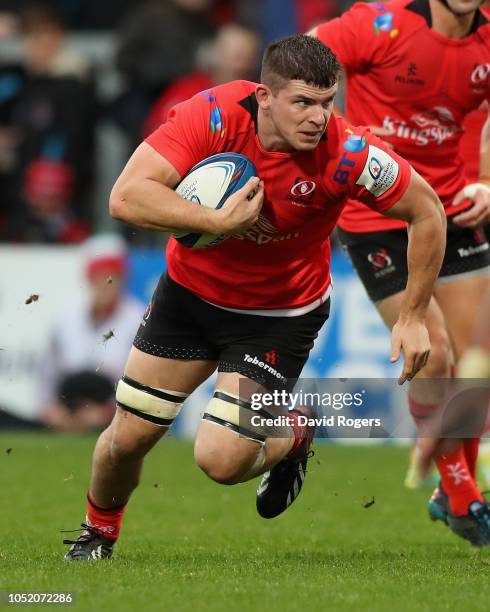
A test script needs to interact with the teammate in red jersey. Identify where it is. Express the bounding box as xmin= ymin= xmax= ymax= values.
xmin=311 ymin=0 xmax=490 ymax=545
xmin=460 ymin=2 xmax=490 ymax=185
xmin=63 ymin=35 xmax=446 ymax=560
